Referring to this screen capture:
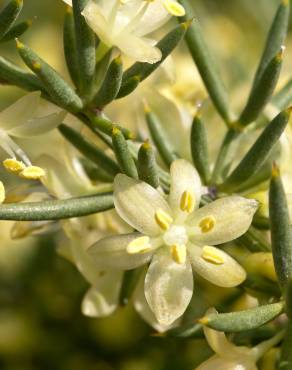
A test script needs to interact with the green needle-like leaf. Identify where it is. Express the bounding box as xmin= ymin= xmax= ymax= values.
xmin=0 ymin=56 xmax=45 ymax=92
xmin=0 ymin=19 xmax=31 ymax=42
xmin=239 ymin=48 xmax=284 ymax=126
xmin=63 ymin=6 xmax=81 ymax=89
xmin=178 ymin=0 xmax=233 ymax=124
xmin=199 ymin=302 xmax=284 ymax=333
xmin=72 ymin=0 xmax=96 ymax=98
xmin=269 ymin=164 xmax=292 ymax=289
xmin=17 ymin=40 xmax=83 ymax=112
xmin=190 ymin=113 xmax=210 ymax=184
xmin=145 ymin=105 xmax=177 ymax=168
xmin=112 ymin=127 xmax=138 ymax=179
xmin=253 ymin=0 xmax=290 ymax=87
xmin=221 ymin=108 xmax=291 ymax=192
xmin=86 ymin=111 xmax=134 ymax=140
xmin=272 ymin=77 xmax=292 ymax=110
xmin=59 ymin=124 xmax=120 ymax=177
xmin=93 ymin=55 xmax=123 ymax=108
xmin=0 ymin=193 xmax=113 ymax=221
xmin=116 ymin=75 xmax=140 ymax=100
xmin=137 ymin=141 xmax=160 ymax=188
xmin=80 ymin=158 xmax=114 ymax=183
xmin=279 ymin=281 xmax=292 ymax=369
xmin=120 ymin=21 xmax=189 ymax=96
xmin=0 ymin=0 xmax=23 ymax=40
